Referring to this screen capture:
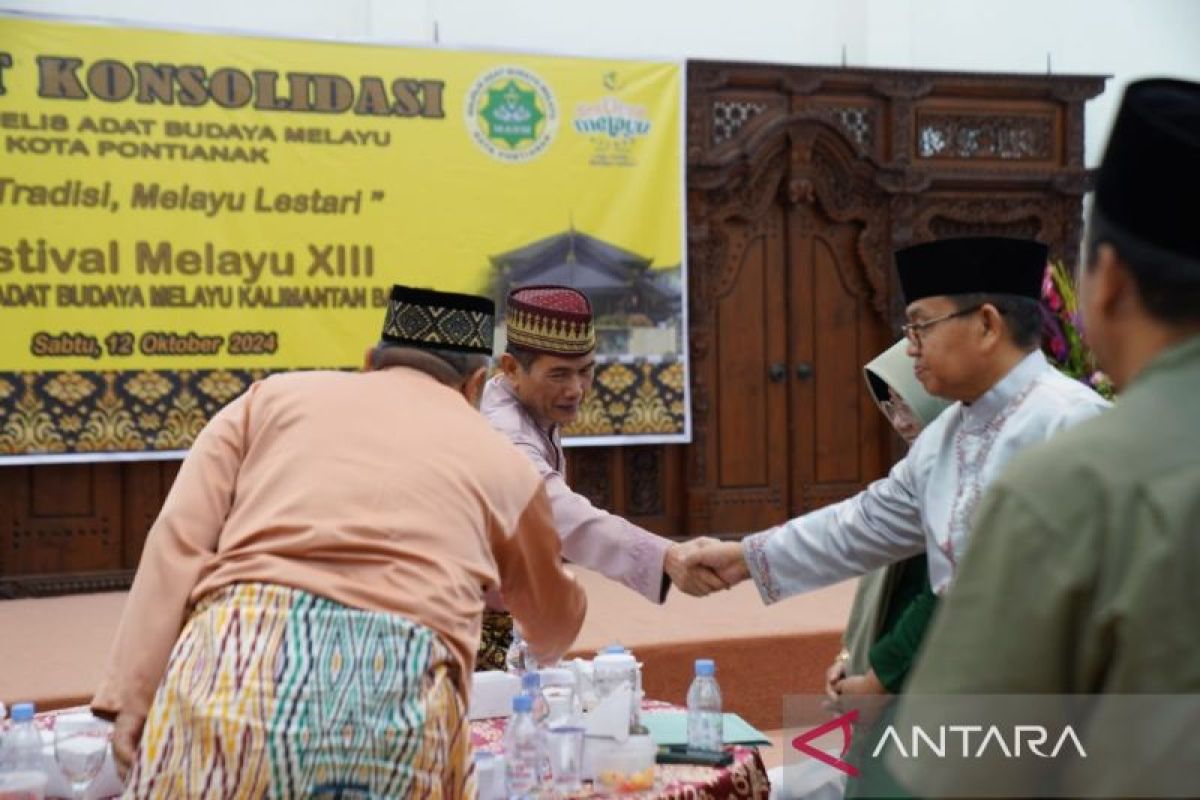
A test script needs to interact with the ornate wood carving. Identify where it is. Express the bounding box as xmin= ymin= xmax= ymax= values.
xmin=685 ymin=61 xmax=1104 ymax=534
xmin=928 ymin=213 xmax=1042 ymax=240
xmin=870 ymin=76 xmax=935 ymax=100
xmin=915 ymin=196 xmax=1052 ymax=242
xmin=916 ymin=112 xmax=1054 ymax=161
xmin=811 ymin=105 xmax=876 ymax=153
xmin=568 ymin=448 xmax=614 ymax=511
xmin=711 ymin=100 xmax=769 ymax=145
xmin=624 ymin=446 xmax=665 ymax=516
xmin=696 ymin=113 xmax=893 ymax=313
